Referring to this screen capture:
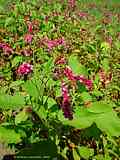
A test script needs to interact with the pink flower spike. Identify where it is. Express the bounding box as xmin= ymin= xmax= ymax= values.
xmin=74 ymin=75 xmax=86 ymax=83
xmin=64 ymin=66 xmax=76 ymax=81
xmin=24 ymin=34 xmax=33 ymax=44
xmin=17 ymin=62 xmax=33 ymax=75
xmin=84 ymin=79 xmax=93 ymax=90
xmin=61 ymin=82 xmax=73 ymax=120
xmin=62 ymin=82 xmax=69 ymax=101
